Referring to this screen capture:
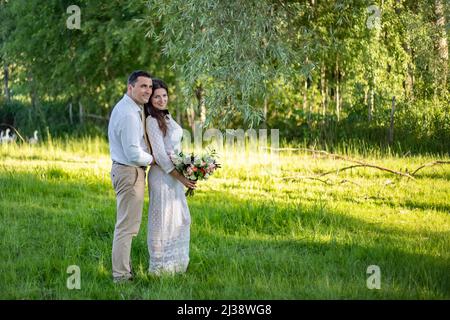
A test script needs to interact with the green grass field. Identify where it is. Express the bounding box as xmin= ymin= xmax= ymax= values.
xmin=0 ymin=138 xmax=449 ymax=299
